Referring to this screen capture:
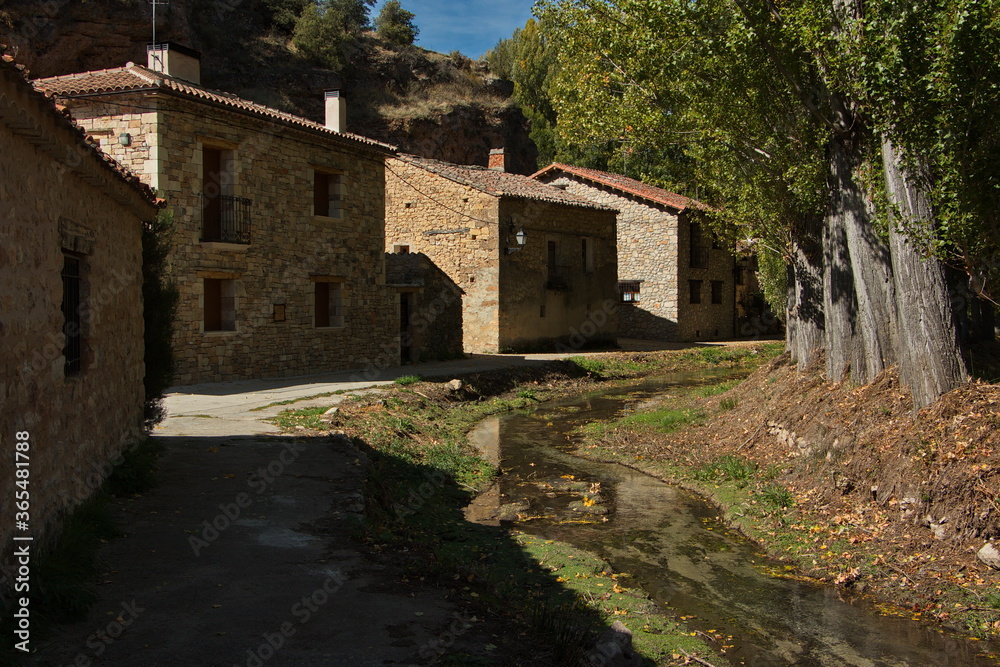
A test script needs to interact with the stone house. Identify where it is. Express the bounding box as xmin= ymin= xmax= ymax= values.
xmin=385 ymin=252 xmax=464 ymax=364
xmin=533 ymin=163 xmax=737 ymax=341
xmin=35 ymin=43 xmax=399 ymax=385
xmin=0 ymin=51 xmax=159 ymax=557
xmin=385 ymin=152 xmax=618 ymax=353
